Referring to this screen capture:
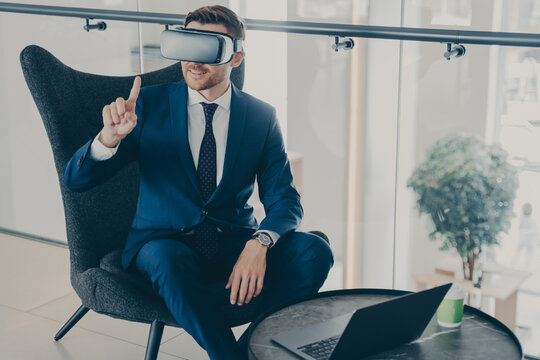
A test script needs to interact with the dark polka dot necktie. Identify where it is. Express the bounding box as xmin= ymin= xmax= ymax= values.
xmin=194 ymin=102 xmax=219 ymax=259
